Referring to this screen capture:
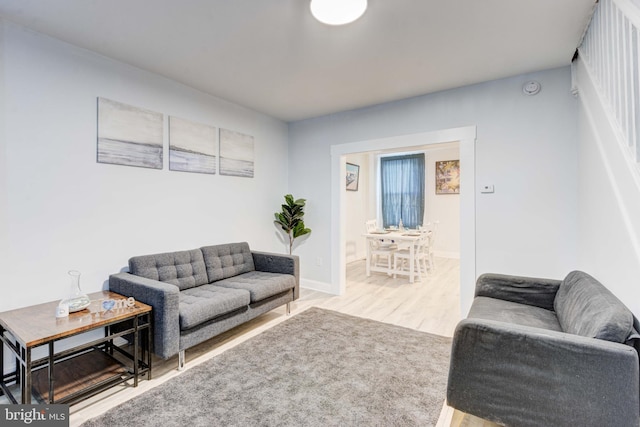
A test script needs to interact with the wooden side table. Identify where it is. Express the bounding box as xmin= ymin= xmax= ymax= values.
xmin=0 ymin=291 xmax=152 ymax=405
